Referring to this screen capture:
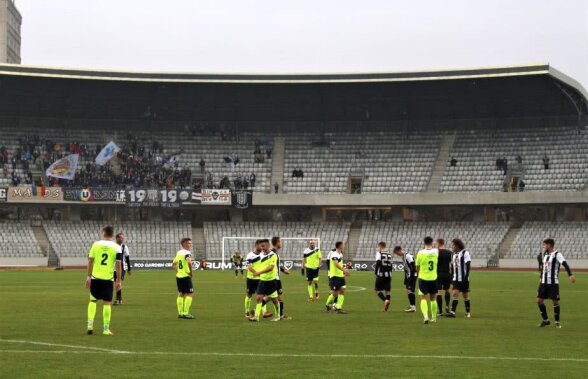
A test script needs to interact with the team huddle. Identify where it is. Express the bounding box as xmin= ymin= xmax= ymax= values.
xmin=84 ymin=227 xmax=577 ymax=334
